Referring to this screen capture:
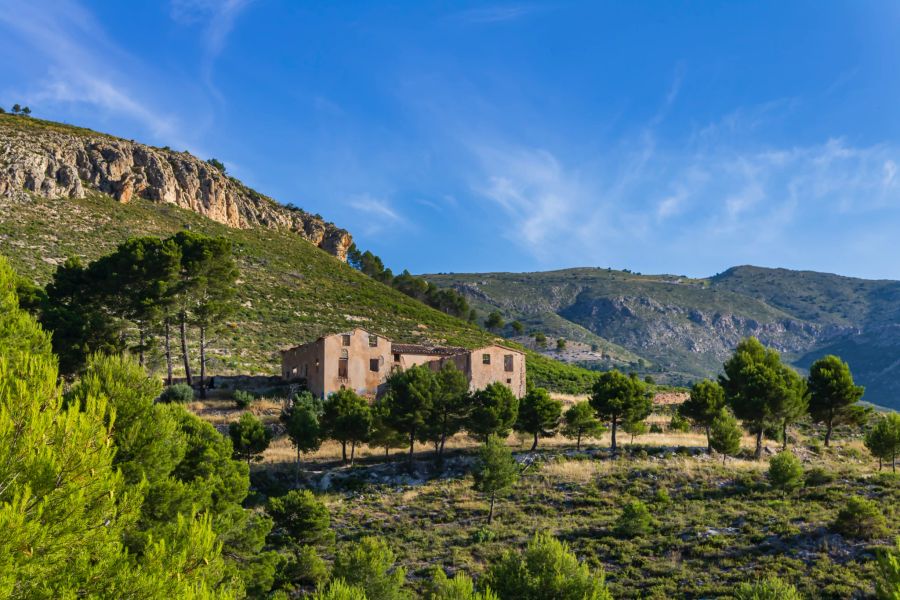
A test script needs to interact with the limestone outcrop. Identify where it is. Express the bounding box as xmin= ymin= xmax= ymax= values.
xmin=0 ymin=118 xmax=352 ymax=260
